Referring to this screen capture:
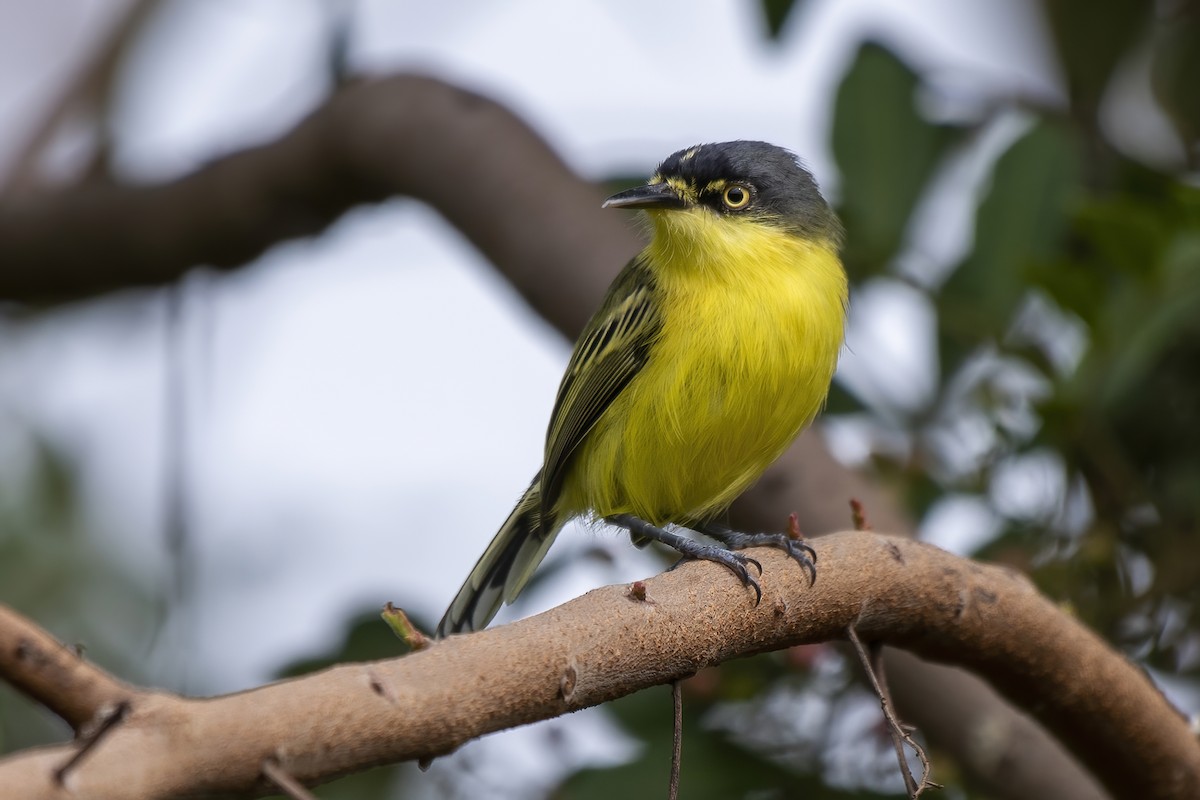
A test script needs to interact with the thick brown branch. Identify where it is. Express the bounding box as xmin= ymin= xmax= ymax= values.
xmin=0 ymin=74 xmax=634 ymax=334
xmin=0 ymin=533 xmax=1195 ymax=800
